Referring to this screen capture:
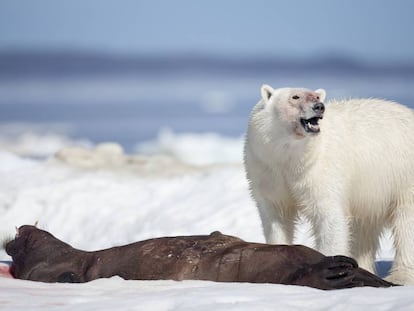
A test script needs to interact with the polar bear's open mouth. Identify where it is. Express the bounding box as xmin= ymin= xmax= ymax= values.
xmin=300 ymin=117 xmax=322 ymax=133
